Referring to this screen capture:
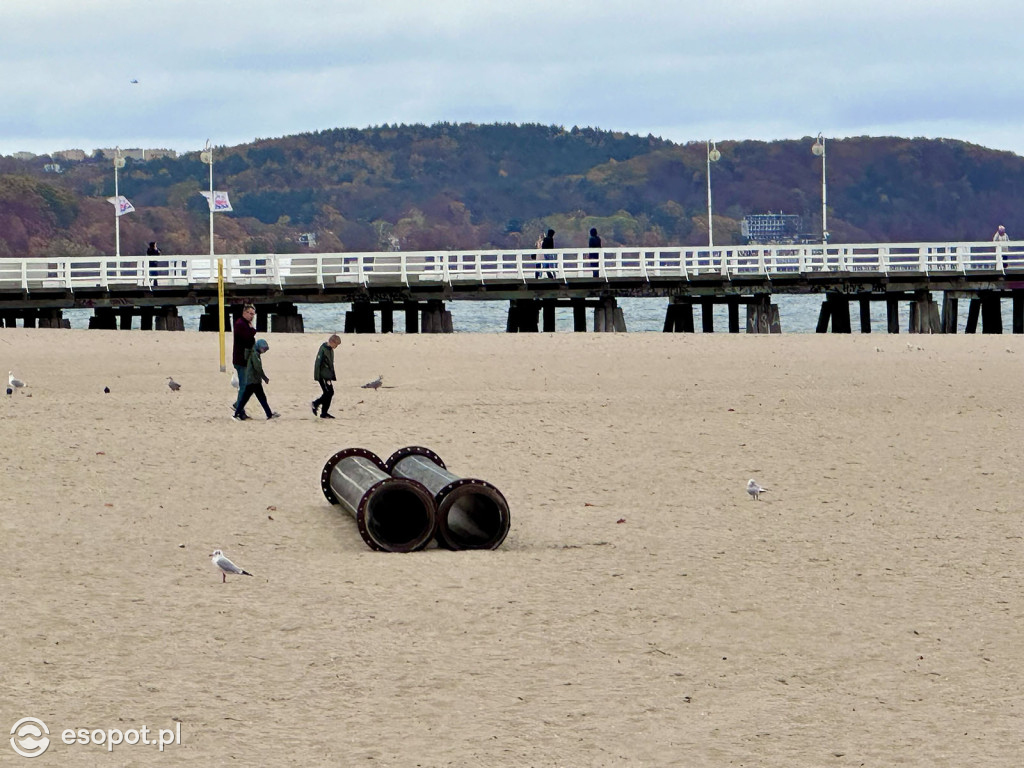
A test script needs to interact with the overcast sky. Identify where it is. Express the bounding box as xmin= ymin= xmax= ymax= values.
xmin=3 ymin=0 xmax=1021 ymax=158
